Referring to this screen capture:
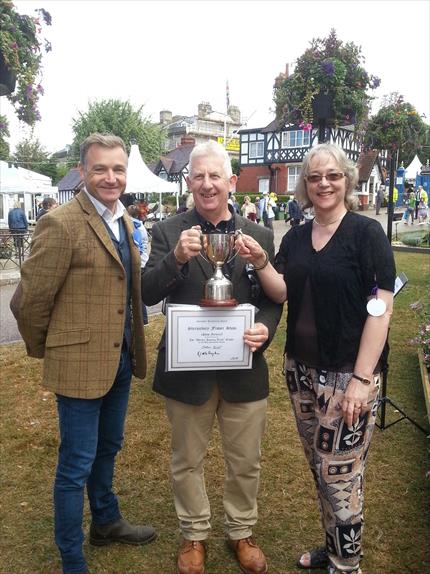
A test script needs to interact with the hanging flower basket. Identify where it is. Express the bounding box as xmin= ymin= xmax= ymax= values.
xmin=273 ymin=29 xmax=380 ymax=135
xmin=0 ymin=3 xmax=52 ymax=125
